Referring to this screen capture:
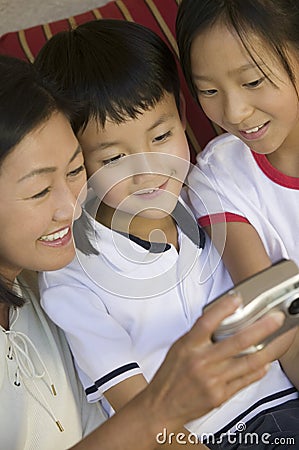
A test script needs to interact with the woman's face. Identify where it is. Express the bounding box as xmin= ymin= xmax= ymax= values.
xmin=0 ymin=112 xmax=87 ymax=281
